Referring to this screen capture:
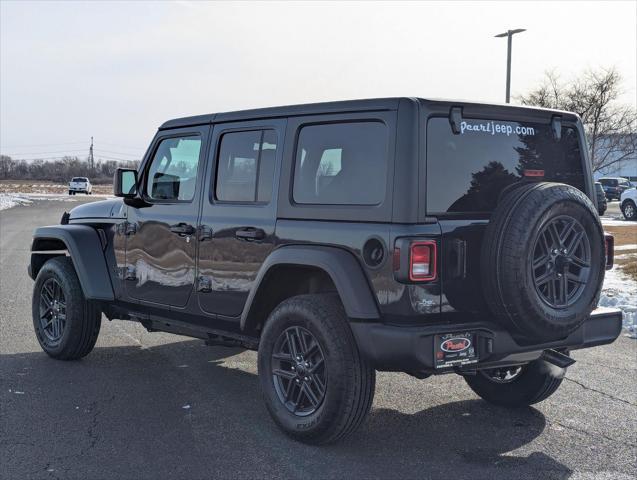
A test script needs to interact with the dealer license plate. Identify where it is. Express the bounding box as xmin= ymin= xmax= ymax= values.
xmin=434 ymin=332 xmax=478 ymax=369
